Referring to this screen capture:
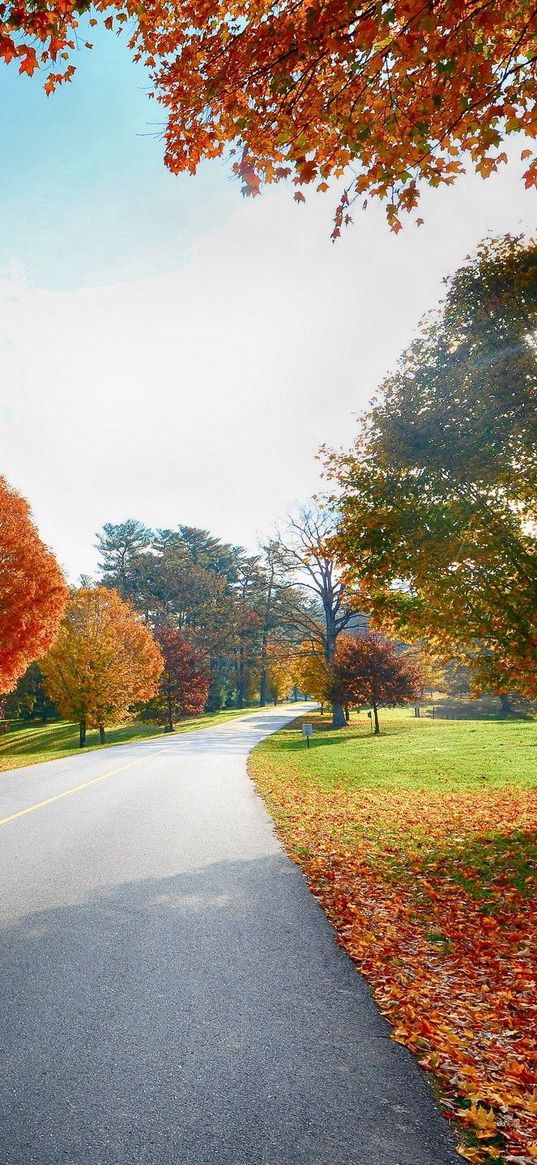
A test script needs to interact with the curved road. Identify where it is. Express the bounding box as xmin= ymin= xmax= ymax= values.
xmin=0 ymin=705 xmax=458 ymax=1165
